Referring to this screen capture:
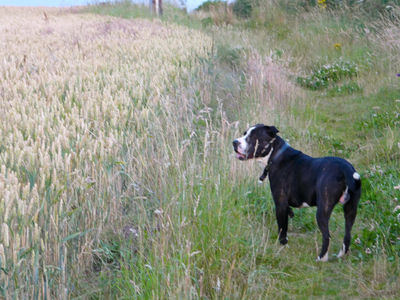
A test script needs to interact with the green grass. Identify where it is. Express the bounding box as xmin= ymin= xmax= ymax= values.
xmin=84 ymin=1 xmax=203 ymax=29
xmin=77 ymin=1 xmax=400 ymax=298
xmin=84 ymin=1 xmax=152 ymax=19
